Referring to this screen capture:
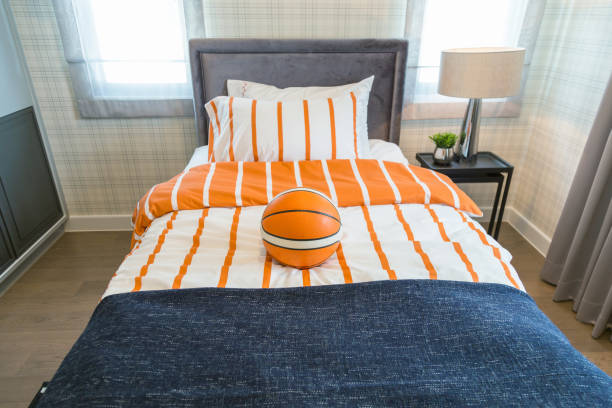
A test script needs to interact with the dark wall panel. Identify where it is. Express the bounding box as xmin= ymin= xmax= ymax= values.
xmin=0 ymin=107 xmax=62 ymax=255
